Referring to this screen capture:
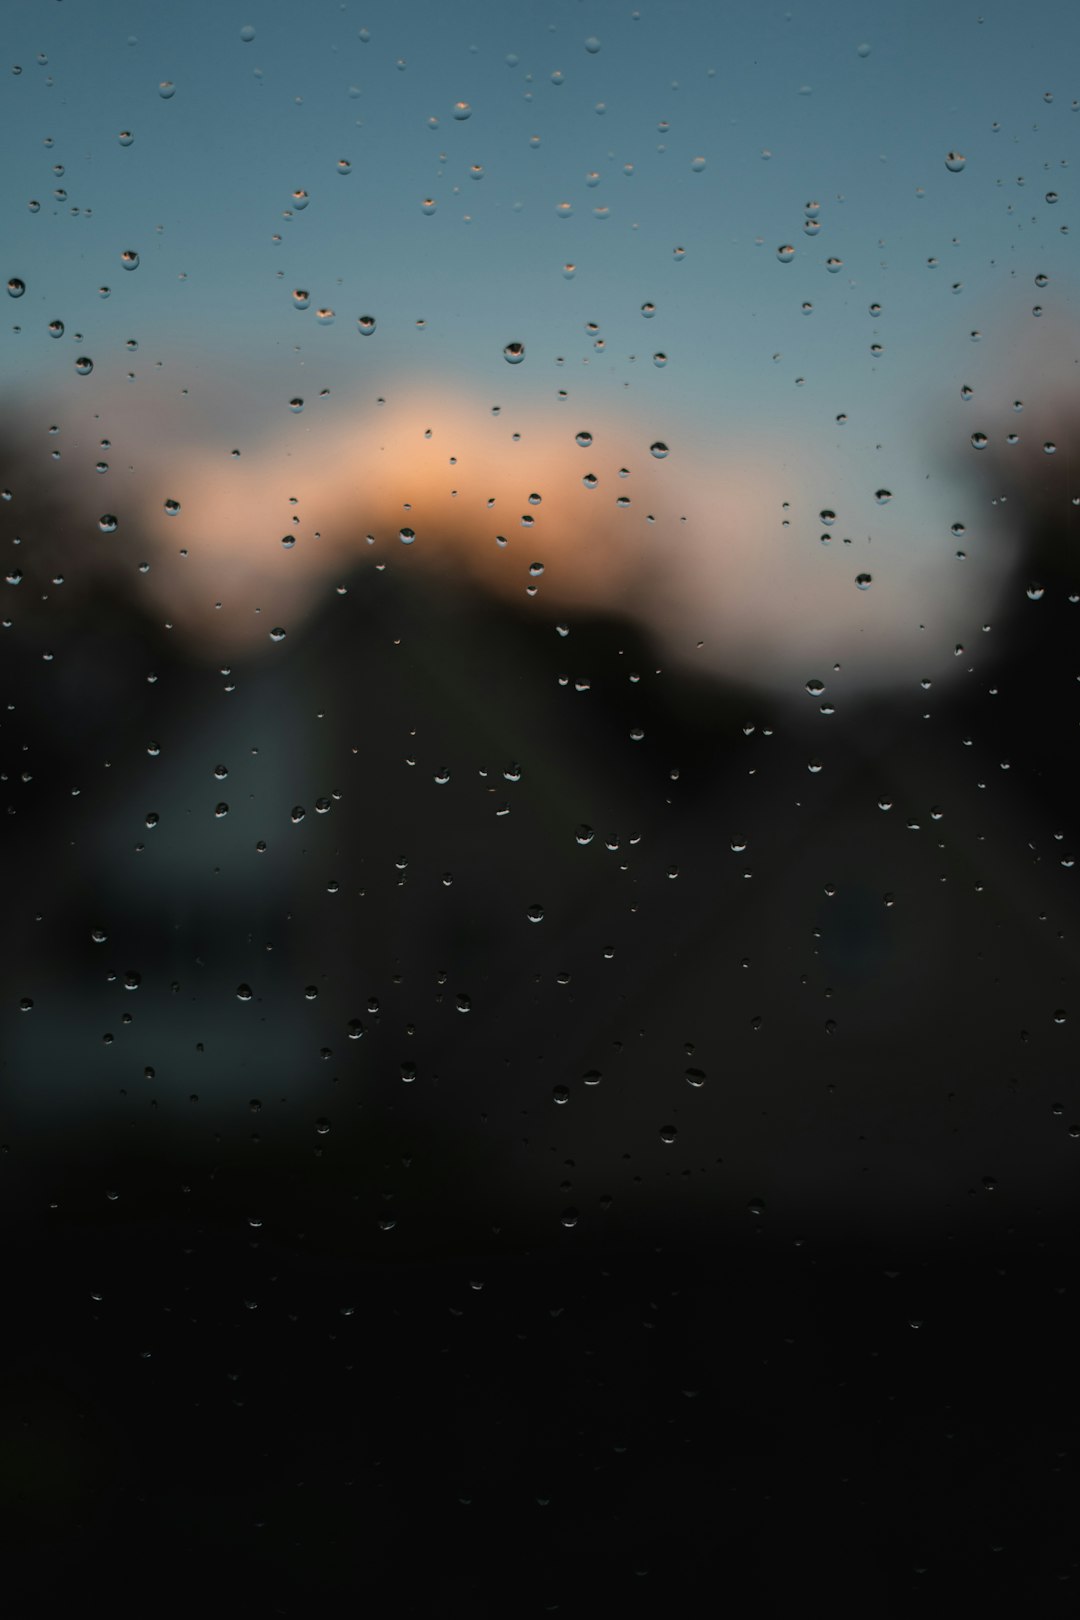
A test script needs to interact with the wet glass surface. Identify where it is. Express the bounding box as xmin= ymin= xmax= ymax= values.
xmin=3 ymin=3 xmax=1079 ymax=1610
